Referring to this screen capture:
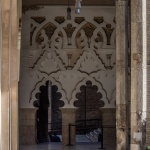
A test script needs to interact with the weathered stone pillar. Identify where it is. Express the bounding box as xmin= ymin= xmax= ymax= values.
xmin=19 ymin=108 xmax=38 ymax=145
xmin=100 ymin=108 xmax=116 ymax=146
xmin=0 ymin=0 xmax=18 ymax=150
xmin=130 ymin=0 xmax=147 ymax=149
xmin=116 ymin=0 xmax=129 ymax=149
xmin=60 ymin=107 xmax=78 ymax=145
